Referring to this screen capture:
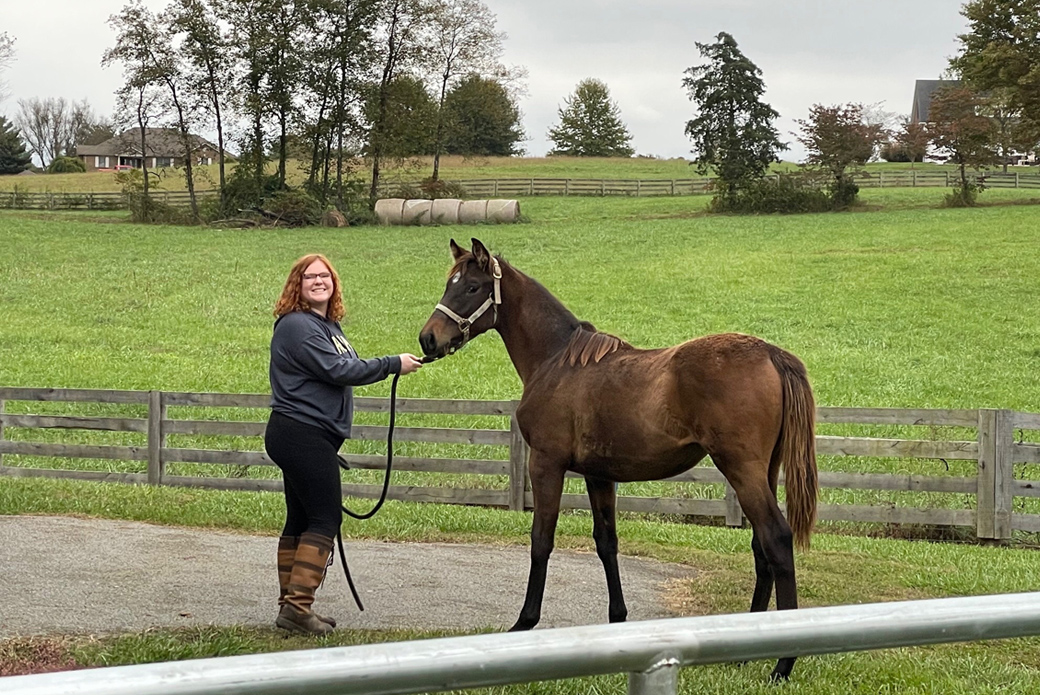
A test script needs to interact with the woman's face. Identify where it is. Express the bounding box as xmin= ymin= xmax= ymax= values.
xmin=301 ymin=259 xmax=333 ymax=314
